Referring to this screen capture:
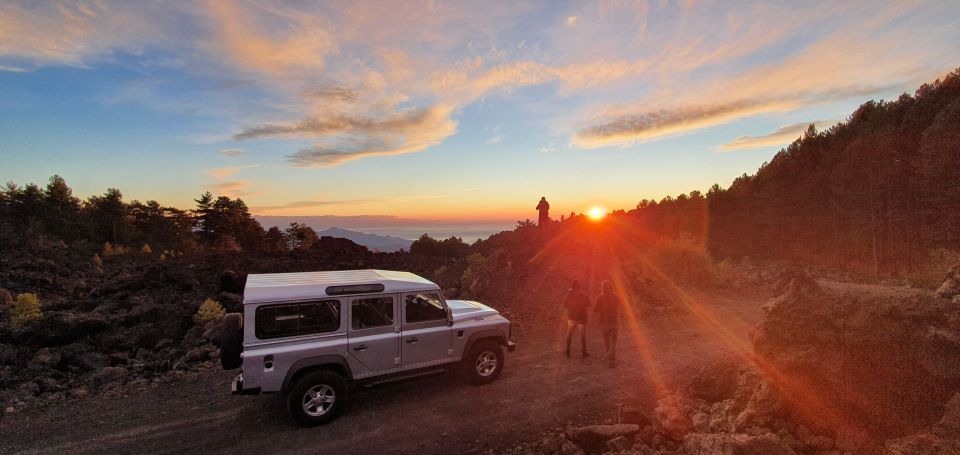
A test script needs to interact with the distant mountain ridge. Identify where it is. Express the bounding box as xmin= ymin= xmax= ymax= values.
xmin=316 ymin=227 xmax=413 ymax=252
